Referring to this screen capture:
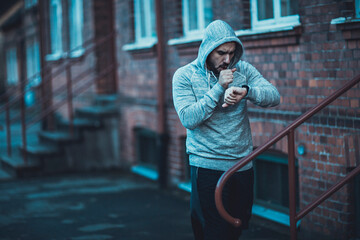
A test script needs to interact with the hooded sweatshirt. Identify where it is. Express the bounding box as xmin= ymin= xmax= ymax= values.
xmin=172 ymin=20 xmax=280 ymax=171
